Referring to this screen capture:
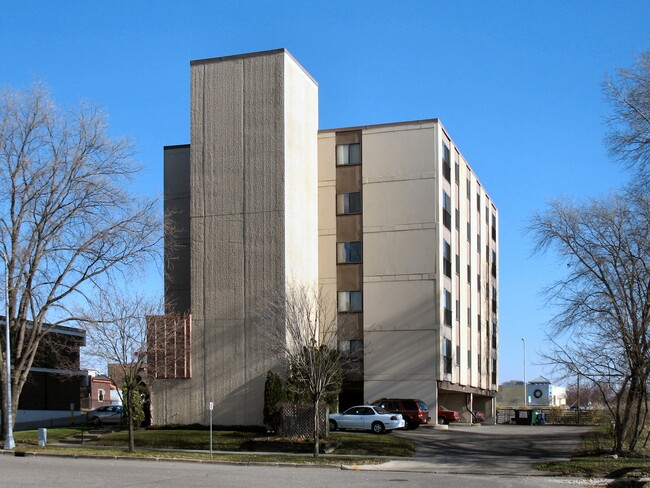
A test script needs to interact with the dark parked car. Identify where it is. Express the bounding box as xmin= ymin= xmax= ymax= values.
xmin=438 ymin=405 xmax=461 ymax=424
xmin=372 ymin=398 xmax=430 ymax=429
xmin=86 ymin=405 xmax=124 ymax=425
